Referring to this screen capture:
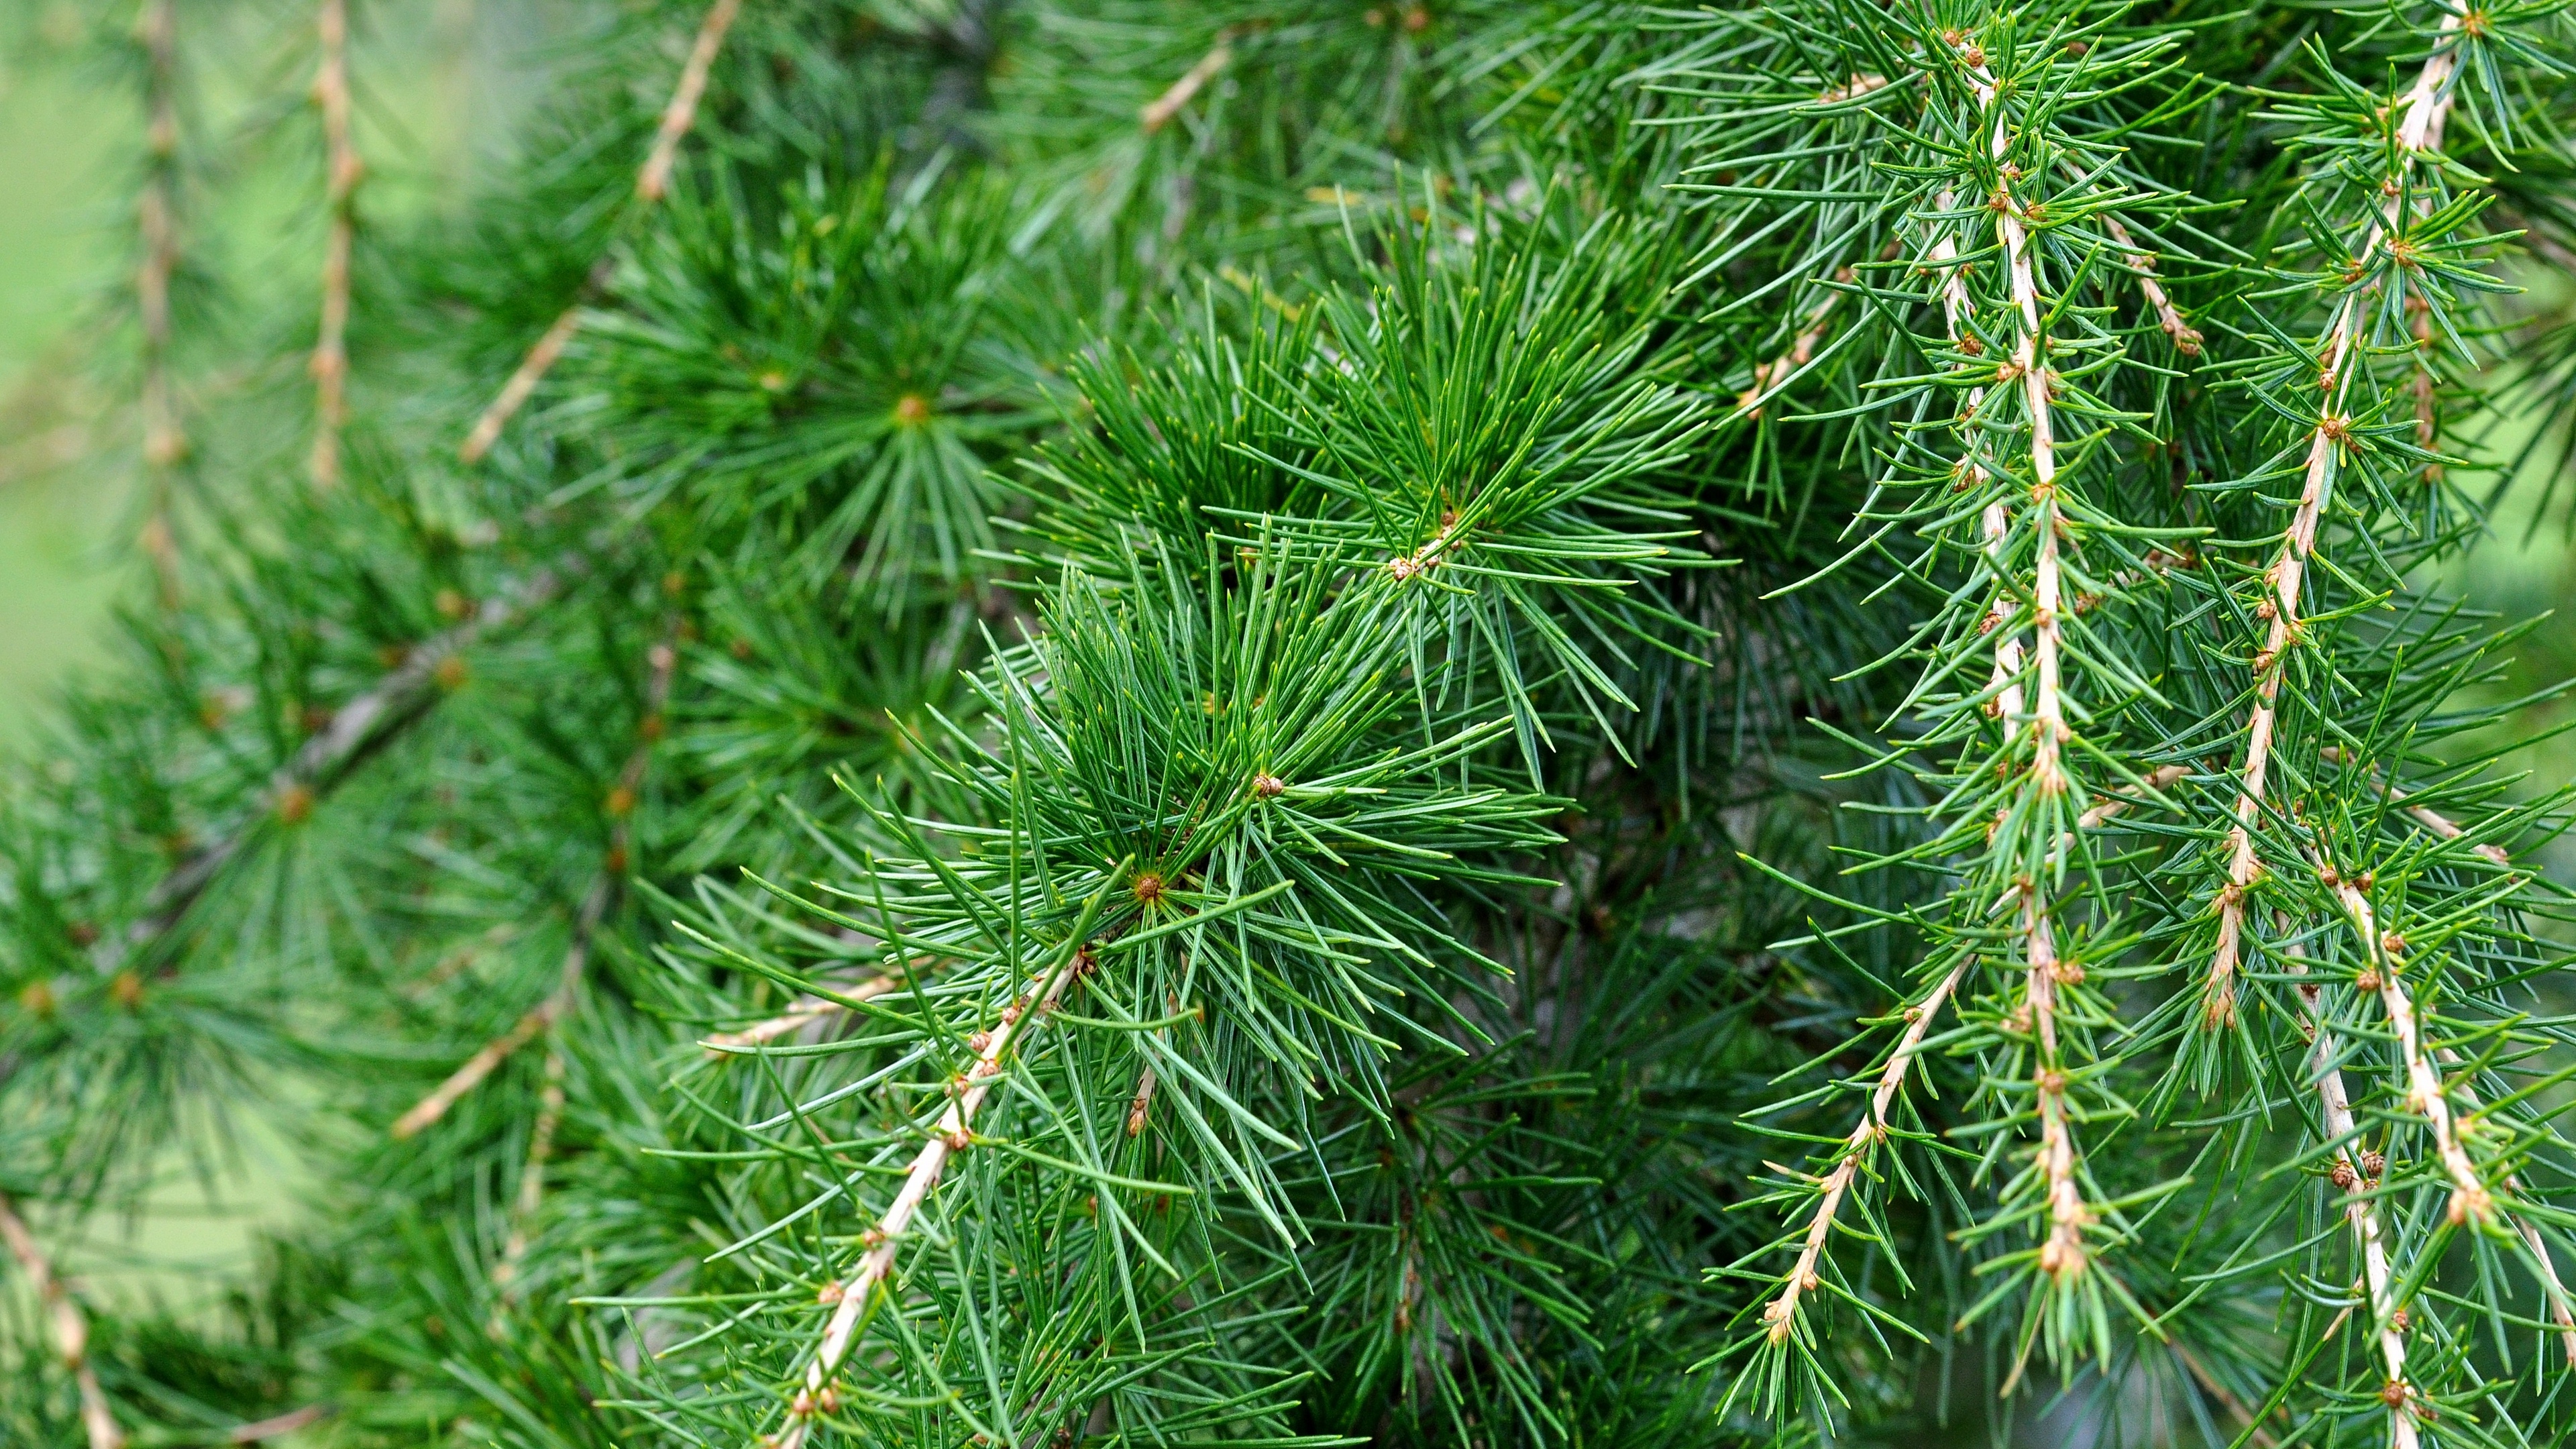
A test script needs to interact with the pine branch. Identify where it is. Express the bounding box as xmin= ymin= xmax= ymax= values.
xmin=2283 ymin=929 xmax=2417 ymax=1448
xmin=135 ymin=0 xmax=183 ymax=608
xmin=773 ymin=918 xmax=1111 ymax=1448
xmin=0 ymin=1195 xmax=123 ymax=1449
xmin=308 ymin=0 xmax=362 ymax=490
xmin=458 ymin=0 xmax=745 ymax=465
xmin=2206 ymin=20 xmax=2465 ymax=1032
xmin=93 ymin=565 xmax=568 ymax=980
xmin=1140 ymin=36 xmax=1234 ymax=133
